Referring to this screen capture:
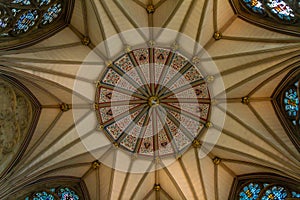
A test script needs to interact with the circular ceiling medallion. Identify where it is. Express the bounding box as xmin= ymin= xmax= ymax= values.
xmin=95 ymin=47 xmax=211 ymax=158
xmin=74 ymin=27 xmax=226 ymax=172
